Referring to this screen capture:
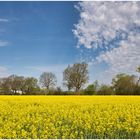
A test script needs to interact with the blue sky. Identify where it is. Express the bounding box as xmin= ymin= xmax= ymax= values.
xmin=0 ymin=2 xmax=83 ymax=86
xmin=0 ymin=1 xmax=140 ymax=87
xmin=0 ymin=2 xmax=79 ymax=65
